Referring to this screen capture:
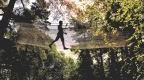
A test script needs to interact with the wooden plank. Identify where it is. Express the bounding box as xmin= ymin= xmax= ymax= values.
xmin=71 ymin=42 xmax=127 ymax=49
xmin=15 ymin=23 xmax=52 ymax=48
xmin=71 ymin=35 xmax=128 ymax=49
